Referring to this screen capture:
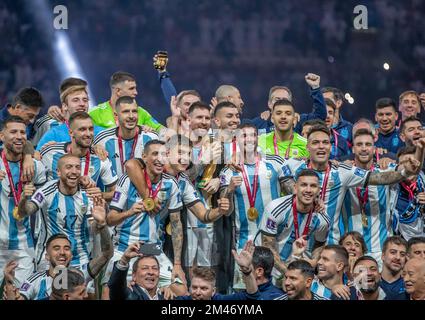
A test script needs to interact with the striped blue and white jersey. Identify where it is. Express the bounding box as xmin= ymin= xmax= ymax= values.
xmin=92 ymin=127 xmax=158 ymax=177
xmin=341 ymin=163 xmax=397 ymax=255
xmin=40 ymin=142 xmax=118 ymax=186
xmin=19 ymin=264 xmax=92 ymax=300
xmin=311 ymin=278 xmax=333 ymax=299
xmin=281 ymin=159 xmax=370 ymax=244
xmin=30 ymin=180 xmax=93 ymax=267
xmin=219 ymin=154 xmax=286 ymax=249
xmin=392 ymin=172 xmax=425 ymax=241
xmin=0 ymin=158 xmax=46 ymax=251
xmin=258 ymin=195 xmax=330 ymax=261
xmin=274 ymin=292 xmax=329 ymax=300
xmin=31 ymin=115 xmax=60 ymax=146
xmin=110 ymin=173 xmax=183 ymax=252
xmin=176 ymin=173 xmax=206 ymax=228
